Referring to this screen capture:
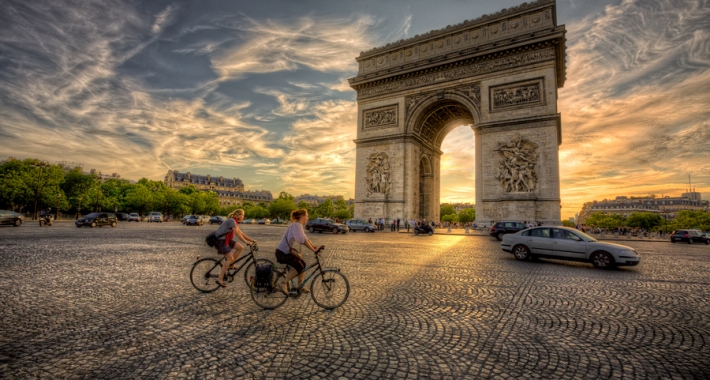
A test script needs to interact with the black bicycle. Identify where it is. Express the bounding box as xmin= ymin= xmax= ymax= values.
xmin=250 ymin=246 xmax=350 ymax=310
xmin=190 ymin=243 xmax=274 ymax=293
